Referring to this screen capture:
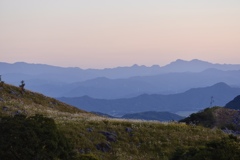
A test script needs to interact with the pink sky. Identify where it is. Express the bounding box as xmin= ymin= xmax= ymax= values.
xmin=1 ymin=0 xmax=240 ymax=68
